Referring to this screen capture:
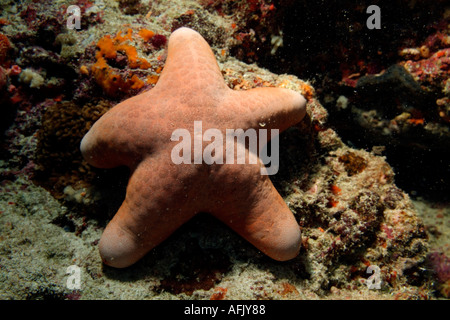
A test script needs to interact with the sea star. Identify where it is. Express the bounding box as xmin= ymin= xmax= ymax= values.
xmin=80 ymin=27 xmax=307 ymax=268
